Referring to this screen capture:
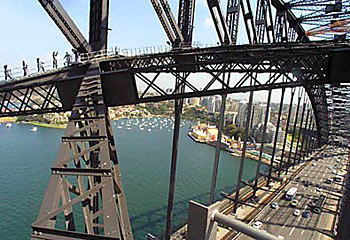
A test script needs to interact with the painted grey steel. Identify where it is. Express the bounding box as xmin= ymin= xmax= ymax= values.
xmin=187 ymin=201 xmax=281 ymax=240
xmin=213 ymin=212 xmax=282 ymax=240
xmin=267 ymin=87 xmax=285 ymax=186
xmin=253 ymin=89 xmax=272 ymax=196
xmin=296 ymin=105 xmax=309 ymax=164
xmin=89 ymin=0 xmax=110 ymax=51
xmin=206 ymin=0 xmax=232 ymax=44
xmin=37 ymin=0 xmax=91 ymax=53
xmin=293 ymin=98 xmax=307 ymax=165
xmin=278 ymin=88 xmax=295 ymax=175
xmin=233 ymin=90 xmax=254 ymax=212
xmin=209 ymin=90 xmax=227 ymax=204
xmin=286 ymin=89 xmax=303 ymax=173
xmin=165 ymin=79 xmax=185 ymax=240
